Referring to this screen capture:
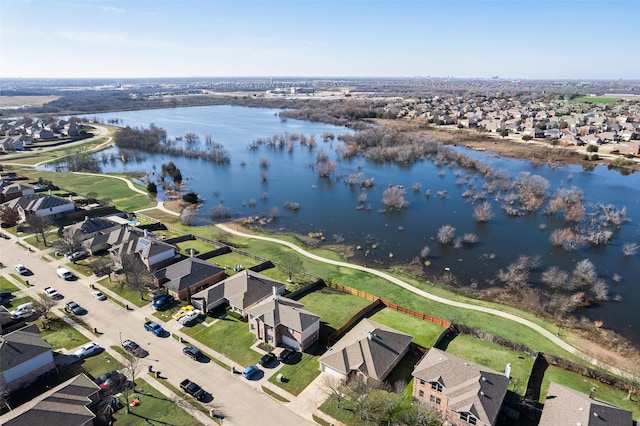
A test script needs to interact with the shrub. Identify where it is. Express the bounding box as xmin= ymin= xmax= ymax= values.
xmin=437 ymin=225 xmax=456 ymax=244
xmin=146 ymin=181 xmax=157 ymax=193
xmin=473 ymin=202 xmax=494 ymax=222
